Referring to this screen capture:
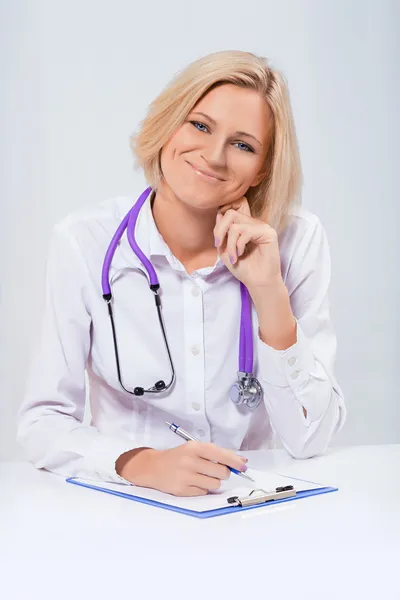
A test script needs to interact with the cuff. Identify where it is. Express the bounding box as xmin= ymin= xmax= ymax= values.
xmin=257 ymin=319 xmax=315 ymax=390
xmin=87 ymin=436 xmax=136 ymax=485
